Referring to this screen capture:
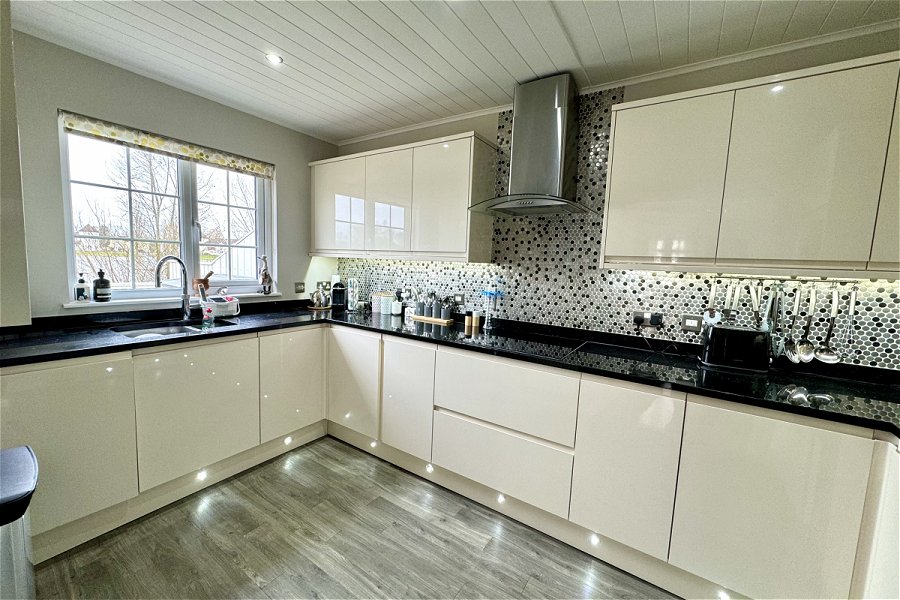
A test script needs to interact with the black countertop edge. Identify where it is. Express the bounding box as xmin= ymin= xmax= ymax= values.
xmin=2 ymin=308 xmax=898 ymax=437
